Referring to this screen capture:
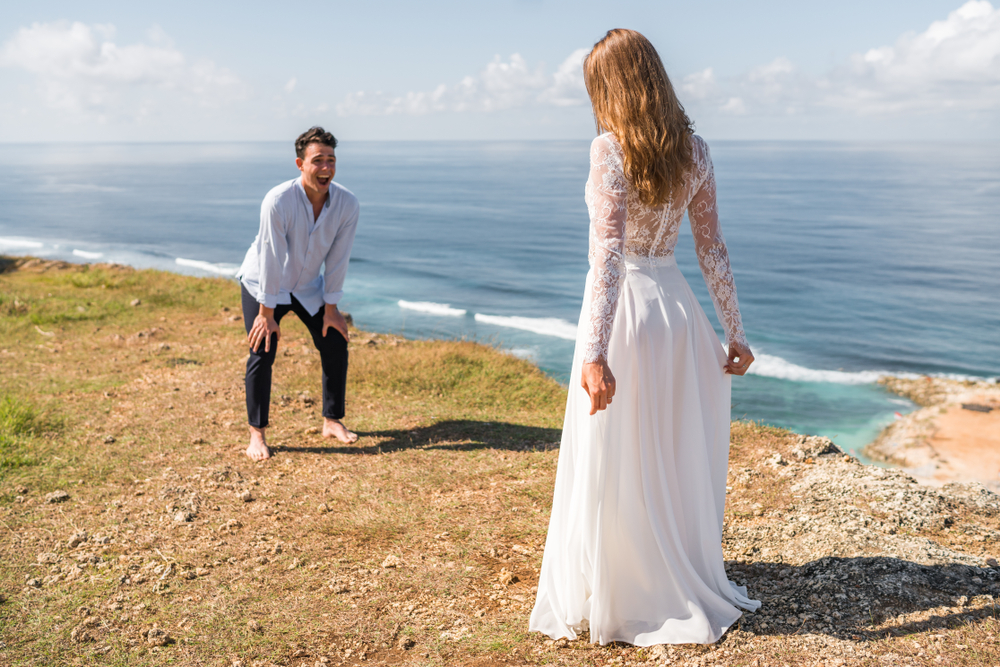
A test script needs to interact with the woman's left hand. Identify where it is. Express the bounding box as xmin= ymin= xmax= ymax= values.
xmin=725 ymin=341 xmax=754 ymax=375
